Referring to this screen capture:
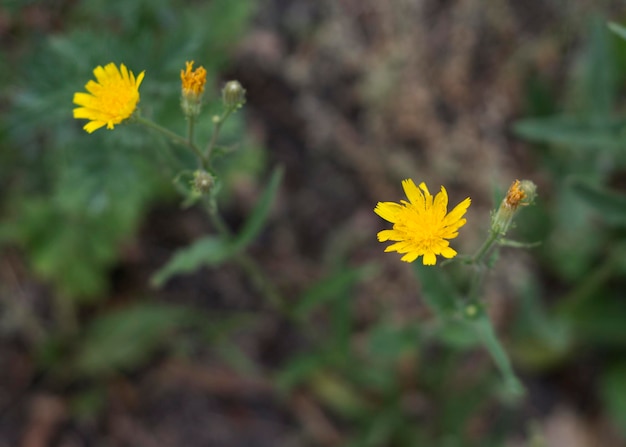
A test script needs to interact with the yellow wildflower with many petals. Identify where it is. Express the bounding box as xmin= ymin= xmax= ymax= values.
xmin=73 ymin=63 xmax=144 ymax=133
xmin=375 ymin=179 xmax=471 ymax=265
